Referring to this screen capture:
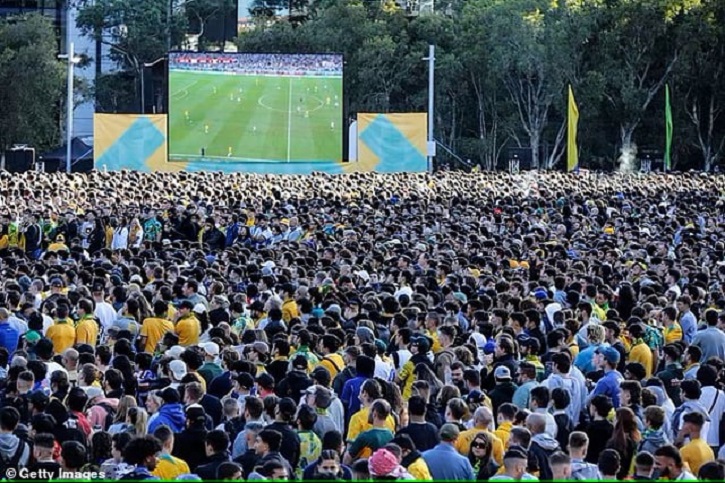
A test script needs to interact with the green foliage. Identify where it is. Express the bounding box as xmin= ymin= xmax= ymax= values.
xmin=69 ymin=0 xmax=725 ymax=170
xmin=0 ymin=14 xmax=65 ymax=152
